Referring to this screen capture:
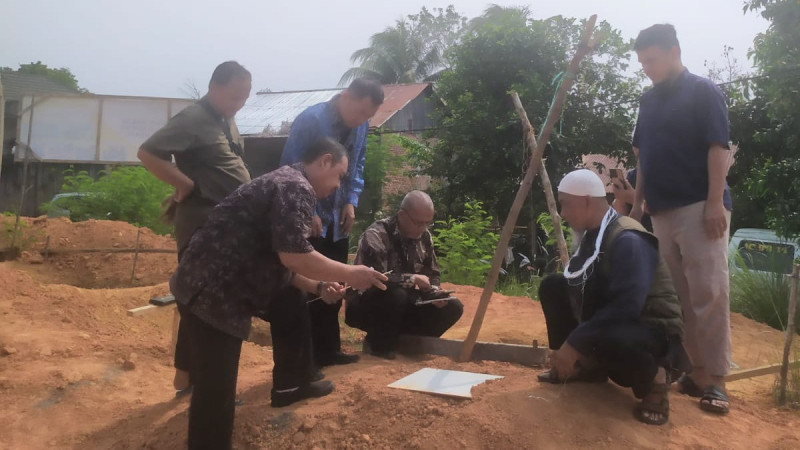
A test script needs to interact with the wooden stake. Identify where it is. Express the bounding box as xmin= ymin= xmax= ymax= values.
xmin=458 ymin=15 xmax=598 ymax=362
xmin=130 ymin=228 xmax=142 ymax=285
xmin=42 ymin=247 xmax=176 ymax=255
xmin=511 ymin=95 xmax=569 ymax=269
xmin=779 ymin=263 xmax=800 ymax=405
